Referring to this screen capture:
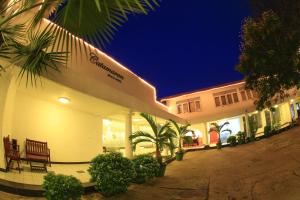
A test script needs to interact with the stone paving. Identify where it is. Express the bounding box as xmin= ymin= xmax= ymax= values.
xmin=2 ymin=126 xmax=300 ymax=200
